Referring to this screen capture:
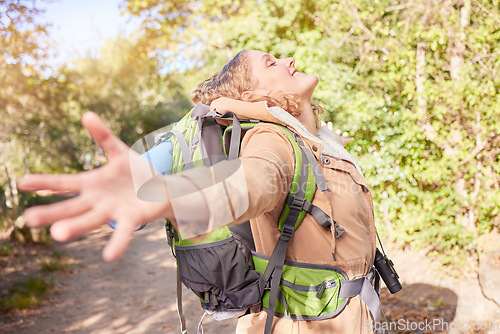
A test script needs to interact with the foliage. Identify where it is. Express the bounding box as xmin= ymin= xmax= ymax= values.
xmin=0 ymin=244 xmax=10 ymax=257
xmin=0 ymin=0 xmax=51 ymax=229
xmin=0 ymin=276 xmax=53 ymax=311
xmin=1 ymin=0 xmax=498 ymax=264
xmin=39 ymin=250 xmax=71 ymax=272
xmin=64 ymin=37 xmax=191 ymax=147
xmin=124 ymin=0 xmax=499 ymax=264
xmin=0 ymin=1 xmax=191 ymax=232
